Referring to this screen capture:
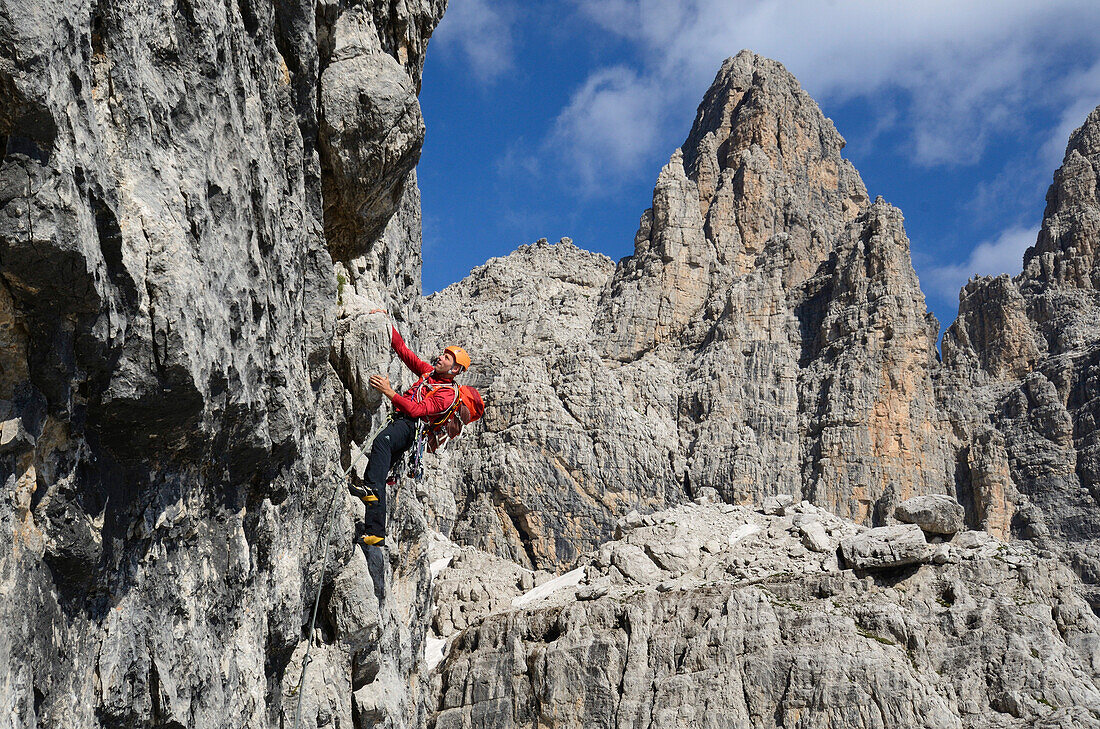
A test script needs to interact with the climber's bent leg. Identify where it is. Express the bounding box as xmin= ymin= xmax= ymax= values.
xmin=362 ymin=416 xmax=417 ymax=540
